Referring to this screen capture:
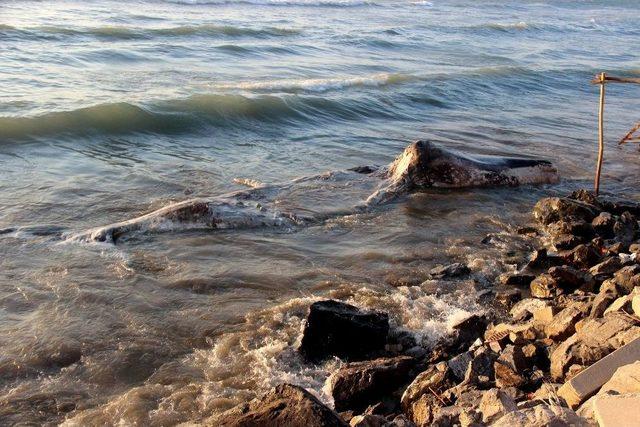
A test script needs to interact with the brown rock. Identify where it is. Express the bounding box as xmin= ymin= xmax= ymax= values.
xmin=590 ymin=279 xmax=623 ymax=318
xmin=510 ymin=298 xmax=550 ymax=322
xmin=548 ymin=265 xmax=595 ymax=292
xmin=613 ymin=265 xmax=640 ymax=293
xmin=550 ymin=312 xmax=640 ymax=381
xmin=545 ymin=302 xmax=589 ymax=341
xmin=592 ymin=212 xmax=615 ymax=238
xmin=492 ymin=403 xmax=591 ymax=427
xmin=216 ymin=383 xmax=347 ymax=427
xmin=494 ymin=345 xmax=528 ymax=388
xmin=561 ymin=244 xmax=602 ymax=269
xmin=330 ymin=356 xmax=415 ymax=412
xmin=401 ymin=362 xmax=453 ymax=426
xmin=479 ymin=388 xmax=517 ymax=424
xmin=349 ymin=414 xmax=387 ymax=427
xmin=589 ymin=257 xmax=623 ymax=281
xmin=499 ymin=273 xmax=535 ymax=288
xmin=553 ymin=234 xmax=584 ymax=250
xmin=530 ymin=274 xmax=561 ymax=299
